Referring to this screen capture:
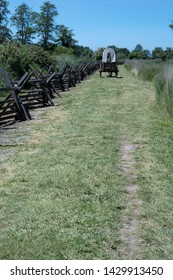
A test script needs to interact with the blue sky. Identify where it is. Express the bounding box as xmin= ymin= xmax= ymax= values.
xmin=8 ymin=0 xmax=173 ymax=51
